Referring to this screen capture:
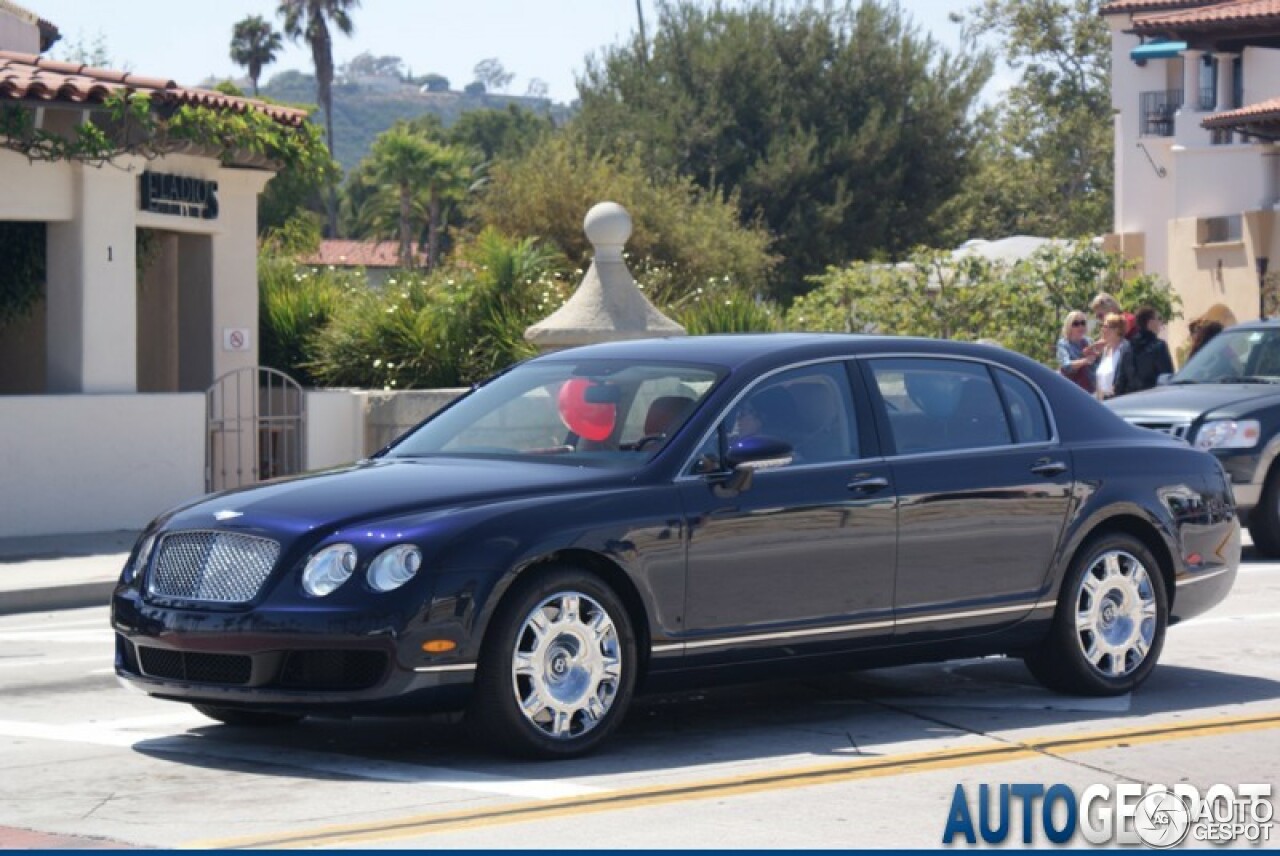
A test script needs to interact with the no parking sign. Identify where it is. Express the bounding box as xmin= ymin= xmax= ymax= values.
xmin=222 ymin=328 xmax=251 ymax=352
